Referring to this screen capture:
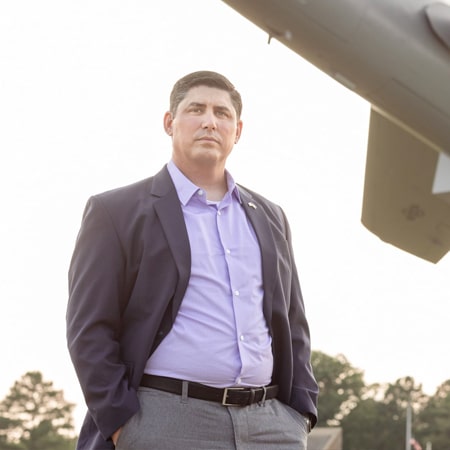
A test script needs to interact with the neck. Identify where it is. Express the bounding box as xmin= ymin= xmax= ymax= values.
xmin=175 ymin=161 xmax=228 ymax=201
xmin=193 ymin=171 xmax=228 ymax=201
